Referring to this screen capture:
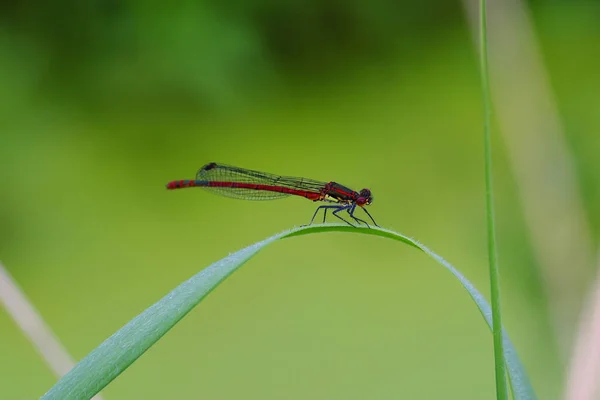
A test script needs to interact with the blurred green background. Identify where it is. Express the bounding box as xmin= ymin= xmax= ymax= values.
xmin=1 ymin=0 xmax=599 ymax=398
